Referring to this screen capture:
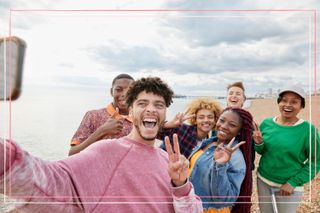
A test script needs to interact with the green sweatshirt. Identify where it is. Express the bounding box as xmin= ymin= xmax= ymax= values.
xmin=255 ymin=118 xmax=320 ymax=187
